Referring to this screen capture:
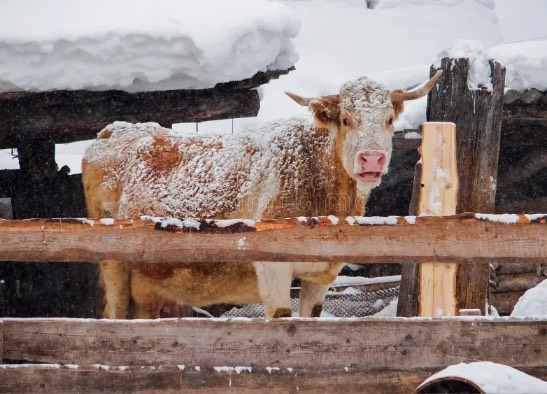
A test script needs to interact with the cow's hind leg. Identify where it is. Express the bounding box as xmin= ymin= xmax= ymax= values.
xmin=299 ymin=280 xmax=329 ymax=317
xmin=253 ymin=262 xmax=293 ymax=319
xmin=100 ymin=260 xmax=130 ymax=319
xmin=130 ymin=271 xmax=163 ymax=319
